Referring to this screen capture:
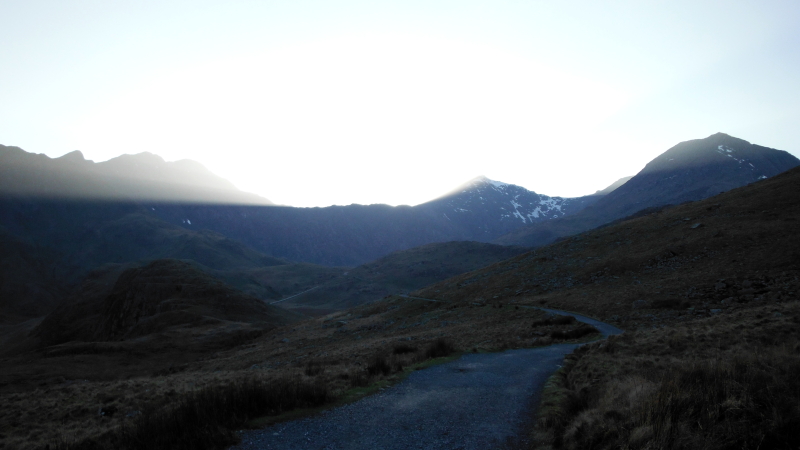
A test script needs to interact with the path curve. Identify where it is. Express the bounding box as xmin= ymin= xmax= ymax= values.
xmin=230 ymin=309 xmax=622 ymax=450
